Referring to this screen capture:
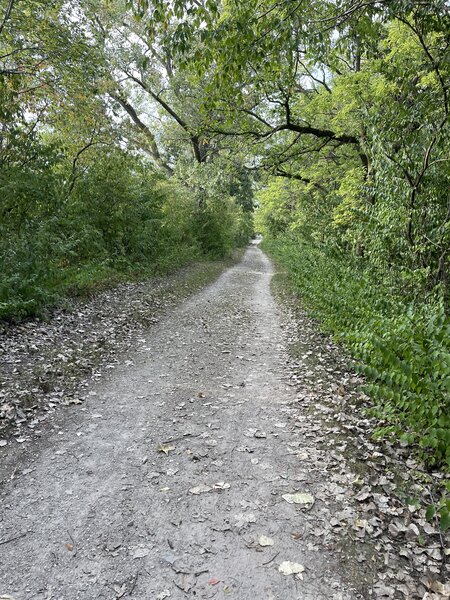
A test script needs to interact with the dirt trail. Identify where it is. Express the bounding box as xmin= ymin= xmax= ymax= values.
xmin=1 ymin=246 xmax=438 ymax=600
